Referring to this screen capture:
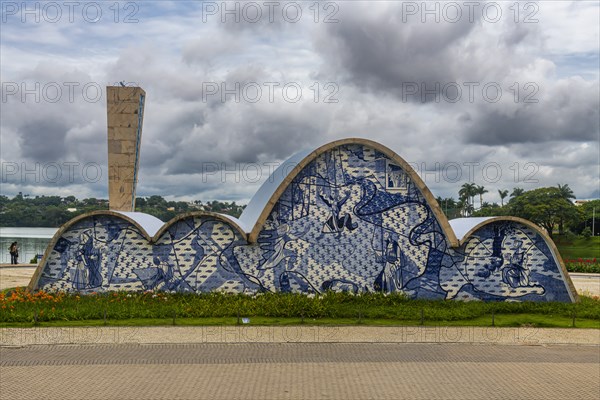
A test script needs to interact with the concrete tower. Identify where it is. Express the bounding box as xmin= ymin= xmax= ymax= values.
xmin=106 ymin=86 xmax=145 ymax=211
